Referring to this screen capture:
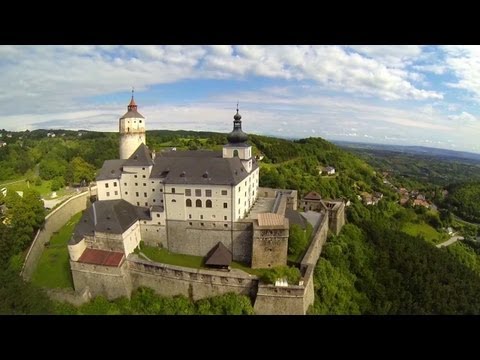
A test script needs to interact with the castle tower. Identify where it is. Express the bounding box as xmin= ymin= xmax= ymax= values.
xmin=222 ymin=105 xmax=253 ymax=173
xmin=119 ymin=89 xmax=146 ymax=159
